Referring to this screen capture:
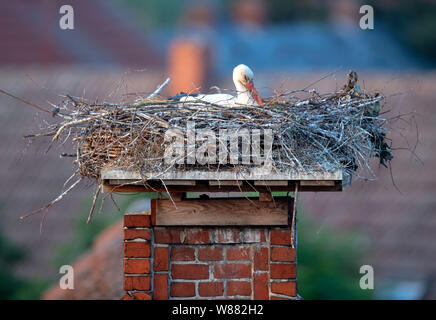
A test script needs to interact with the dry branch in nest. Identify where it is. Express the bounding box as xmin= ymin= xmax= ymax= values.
xmin=16 ymin=71 xmax=397 ymax=224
